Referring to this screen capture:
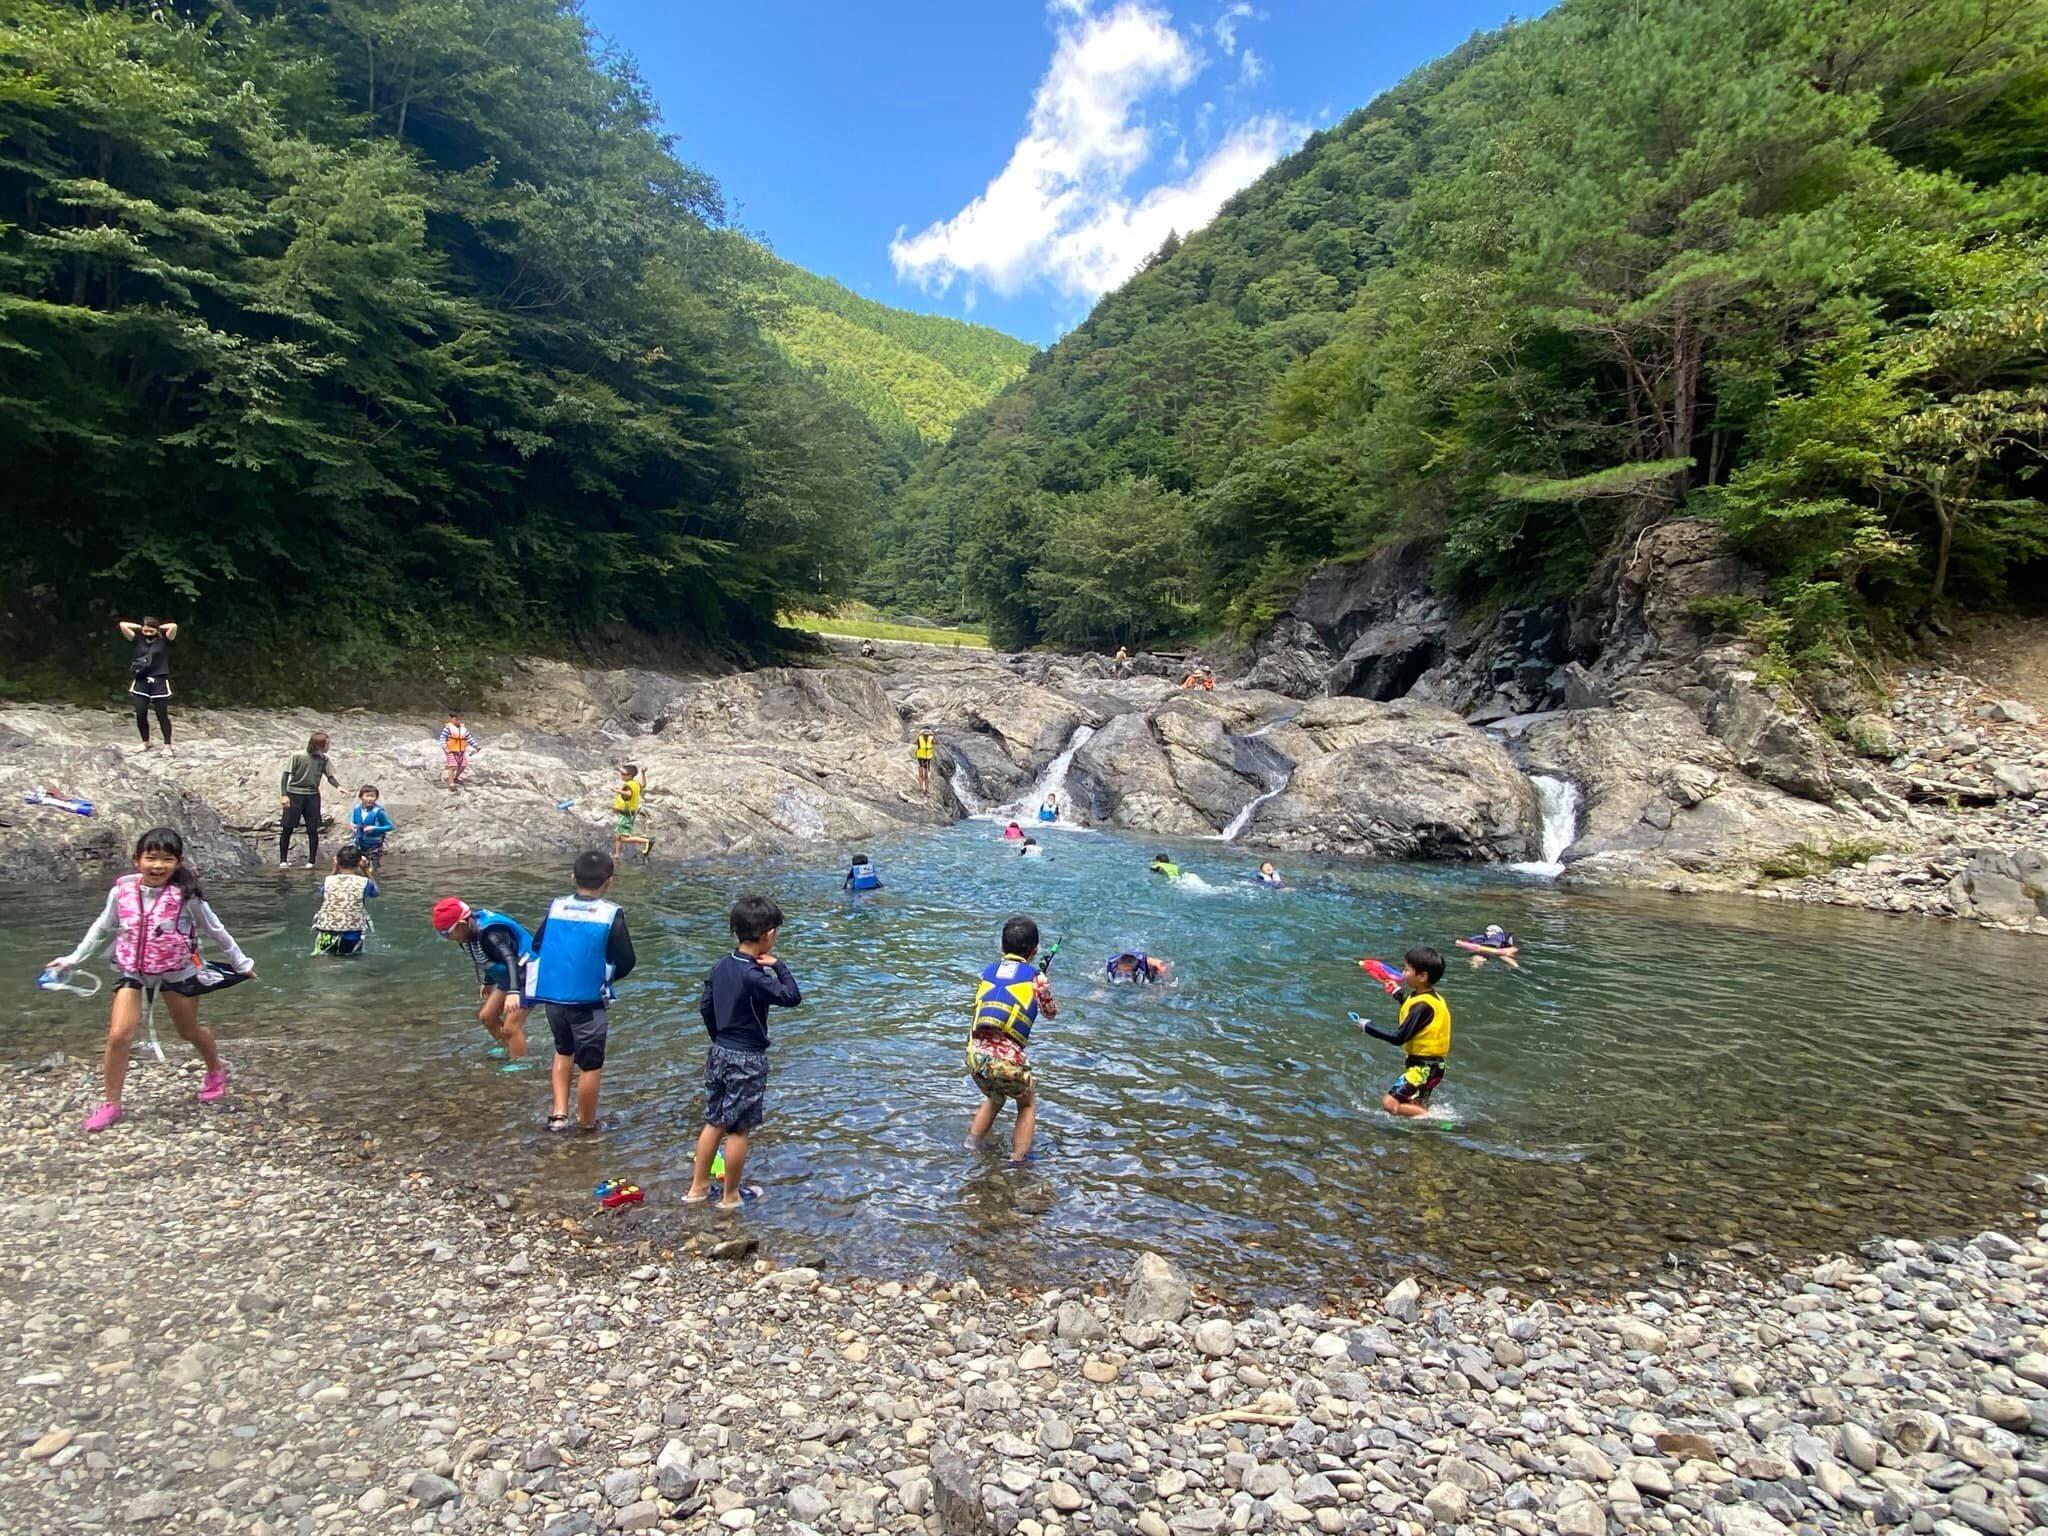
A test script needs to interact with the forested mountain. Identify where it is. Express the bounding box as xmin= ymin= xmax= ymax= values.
xmin=0 ymin=0 xmax=897 ymax=693
xmin=875 ymin=0 xmax=2048 ymax=666
xmin=740 ymin=244 xmax=1033 ymax=455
